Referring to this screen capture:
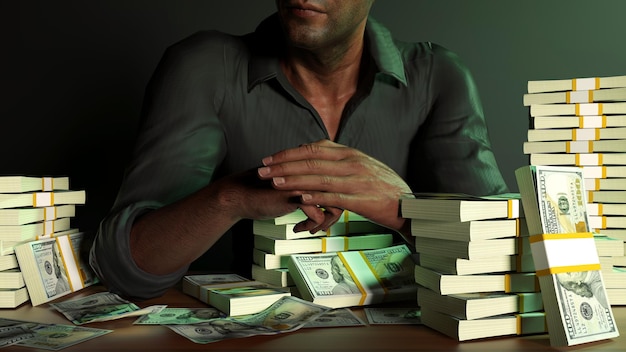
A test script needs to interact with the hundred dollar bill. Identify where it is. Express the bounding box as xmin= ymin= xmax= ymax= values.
xmin=303 ymin=308 xmax=366 ymax=328
xmin=167 ymin=296 xmax=330 ymax=344
xmin=535 ymin=166 xmax=589 ymax=234
xmin=134 ymin=307 xmax=223 ymax=325
xmin=551 ymin=271 xmax=618 ymax=345
xmin=17 ymin=324 xmax=112 ymax=350
xmin=364 ymin=308 xmax=421 ymax=325
xmin=0 ymin=319 xmax=40 ymax=348
xmin=288 ymin=244 xmax=417 ymax=308
xmin=31 ymin=240 xmax=72 ymax=300
xmin=50 ymin=292 xmax=166 ymax=325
